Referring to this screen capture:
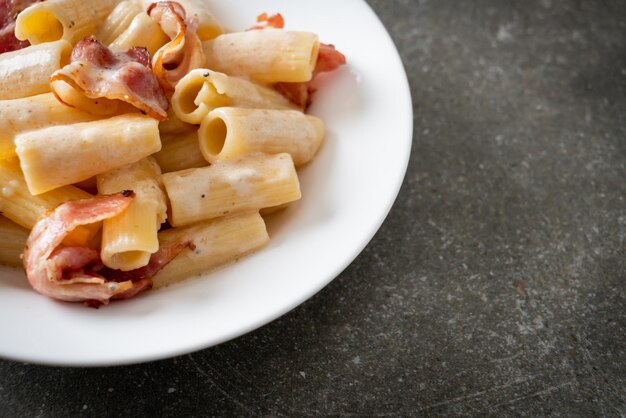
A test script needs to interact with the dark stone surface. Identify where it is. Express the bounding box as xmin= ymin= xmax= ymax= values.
xmin=1 ymin=0 xmax=624 ymax=416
